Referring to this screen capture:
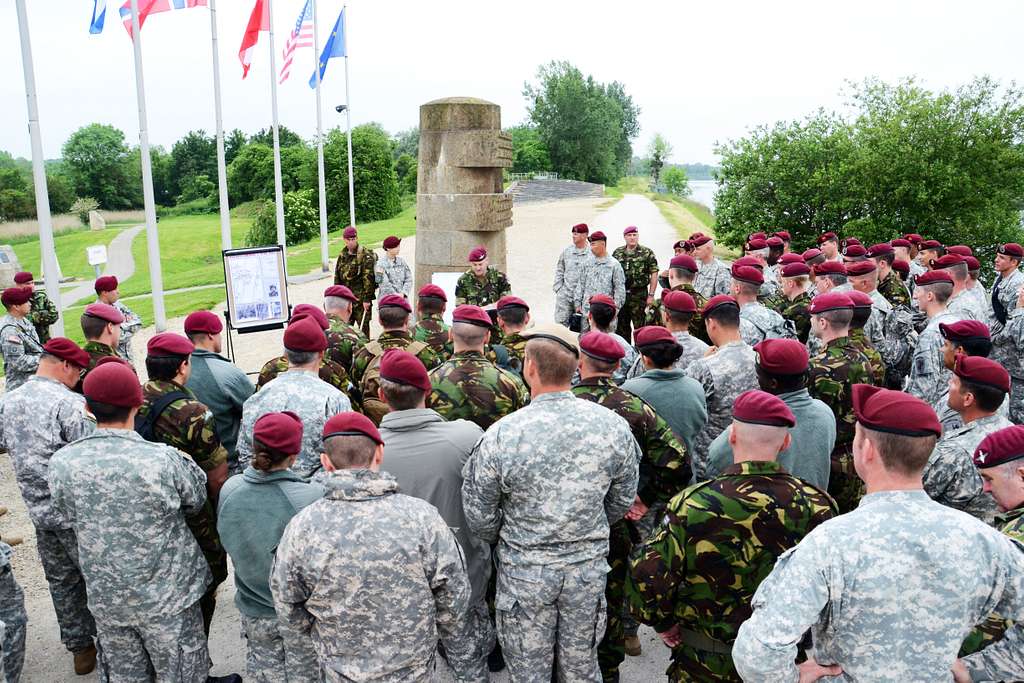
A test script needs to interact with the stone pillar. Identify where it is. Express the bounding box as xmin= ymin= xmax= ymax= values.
xmin=415 ymin=97 xmax=513 ymax=292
